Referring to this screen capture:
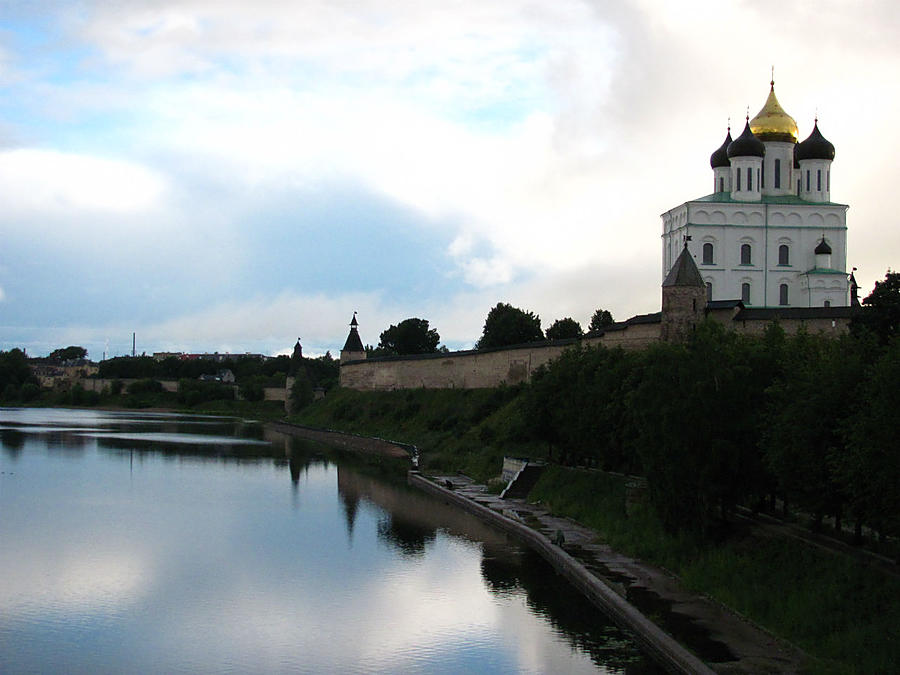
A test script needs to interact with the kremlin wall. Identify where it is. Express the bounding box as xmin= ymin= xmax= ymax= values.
xmin=339 ymin=80 xmax=859 ymax=392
